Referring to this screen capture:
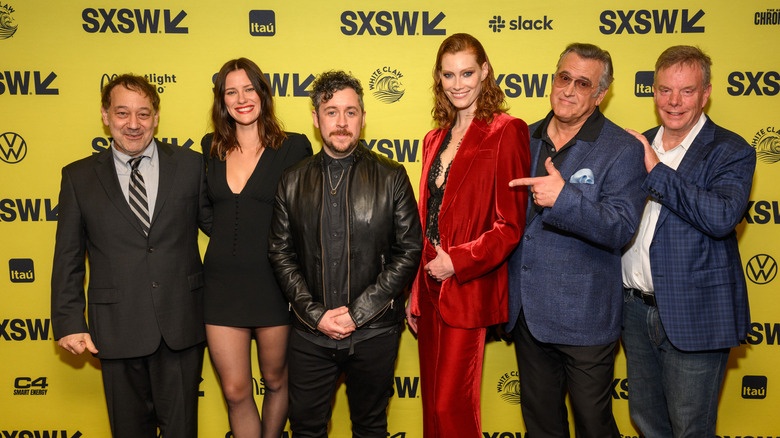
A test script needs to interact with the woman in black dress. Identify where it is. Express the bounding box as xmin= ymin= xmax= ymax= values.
xmin=202 ymin=58 xmax=312 ymax=437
